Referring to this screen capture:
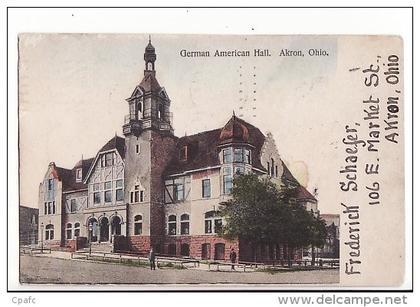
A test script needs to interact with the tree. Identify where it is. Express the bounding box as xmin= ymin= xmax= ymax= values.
xmin=310 ymin=215 xmax=328 ymax=265
xmin=219 ymin=173 xmax=327 ymax=267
